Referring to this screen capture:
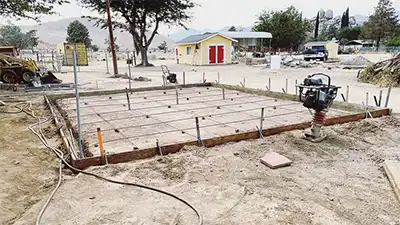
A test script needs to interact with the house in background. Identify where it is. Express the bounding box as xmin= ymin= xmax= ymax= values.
xmin=344 ymin=40 xmax=375 ymax=52
xmin=221 ymin=31 xmax=272 ymax=51
xmin=175 ymin=32 xmax=237 ymax=66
